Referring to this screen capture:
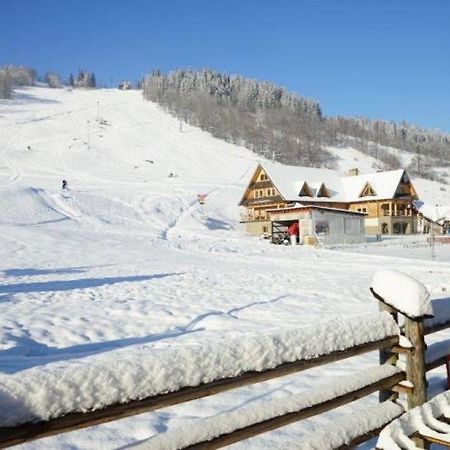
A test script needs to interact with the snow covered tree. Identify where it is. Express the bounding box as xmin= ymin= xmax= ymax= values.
xmin=0 ymin=68 xmax=12 ymax=99
xmin=44 ymin=71 xmax=61 ymax=88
